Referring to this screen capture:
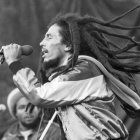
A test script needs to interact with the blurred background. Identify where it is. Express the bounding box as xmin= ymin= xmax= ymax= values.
xmin=0 ymin=0 xmax=140 ymax=139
